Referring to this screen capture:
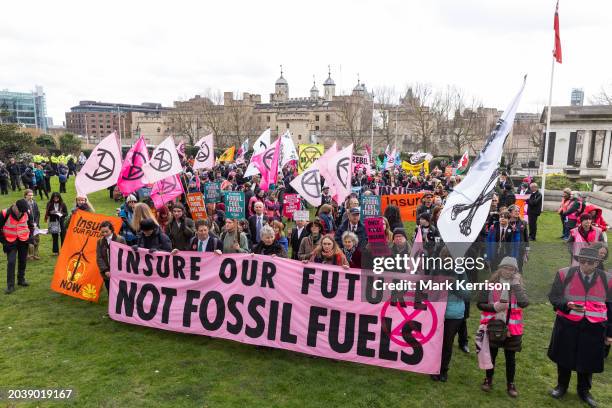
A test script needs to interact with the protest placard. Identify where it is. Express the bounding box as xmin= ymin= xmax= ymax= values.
xmin=50 ymin=210 xmax=122 ymax=302
xmin=186 ymin=192 xmax=207 ymax=221
xmin=293 ymin=210 xmax=310 ymax=222
xmin=282 ymin=194 xmax=301 ymax=219
xmin=360 ymin=195 xmax=381 ymax=218
xmin=224 ymin=191 xmax=245 ymax=219
xmin=204 ymin=181 xmax=222 ymax=203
